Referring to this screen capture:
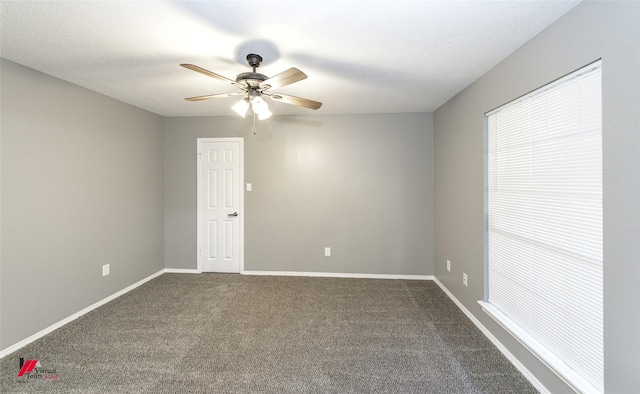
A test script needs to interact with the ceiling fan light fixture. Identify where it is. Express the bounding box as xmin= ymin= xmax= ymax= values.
xmin=231 ymin=98 xmax=249 ymax=118
xmin=258 ymin=108 xmax=272 ymax=120
xmin=250 ymin=95 xmax=269 ymax=115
